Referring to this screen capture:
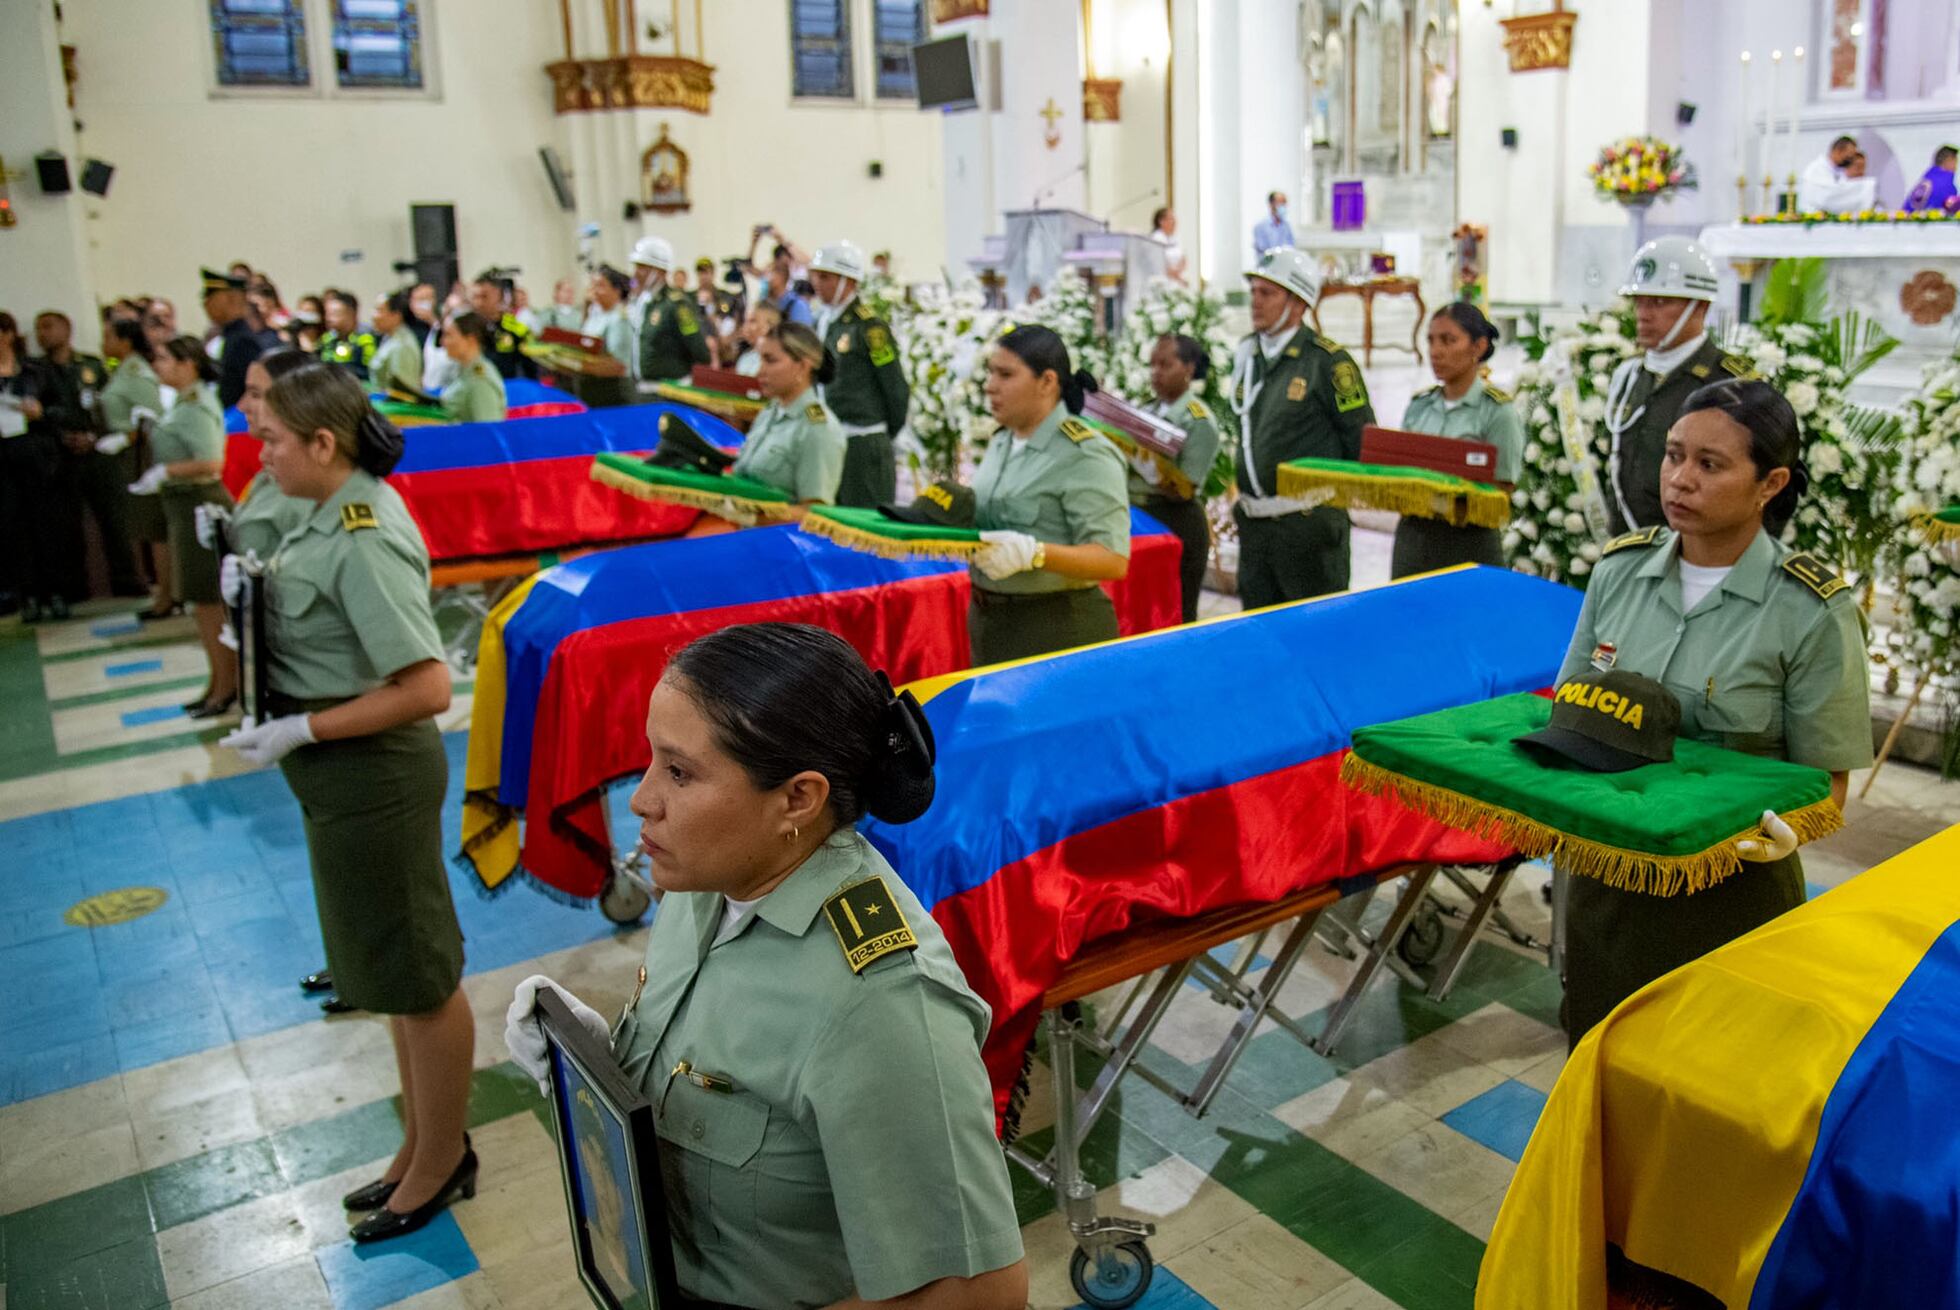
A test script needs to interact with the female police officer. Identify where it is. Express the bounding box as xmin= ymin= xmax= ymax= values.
xmin=969 ymin=324 xmax=1130 ymax=665
xmin=503 ymin=622 xmax=1027 ymax=1309
xmin=1556 ymin=379 xmax=1872 ymax=1042
xmin=728 ymin=321 xmax=846 ymax=510
xmin=1393 ymin=302 xmax=1524 ymax=577
xmin=439 ymin=311 xmax=508 ymax=424
xmin=98 ymin=317 xmax=175 ymax=619
xmin=1129 ymin=333 xmax=1221 ymax=623
xmin=219 ymin=363 xmax=476 ymax=1243
xmin=367 ymin=293 xmax=424 ymax=400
